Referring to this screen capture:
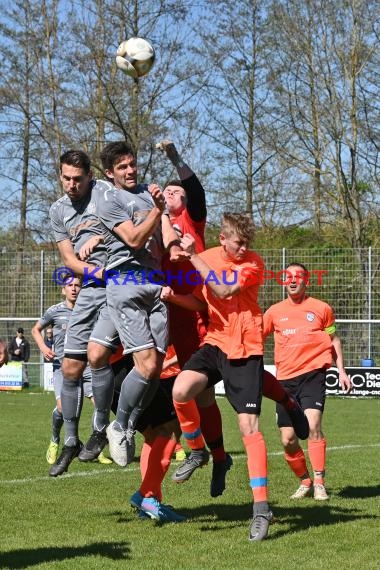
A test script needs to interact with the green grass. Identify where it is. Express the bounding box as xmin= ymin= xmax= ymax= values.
xmin=0 ymin=392 xmax=379 ymax=569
